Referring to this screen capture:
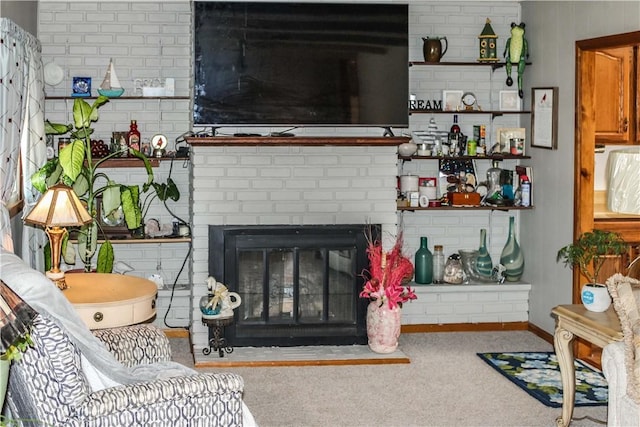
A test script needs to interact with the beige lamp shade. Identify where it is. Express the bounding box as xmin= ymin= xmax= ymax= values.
xmin=24 ymin=184 xmax=92 ymax=227
xmin=607 ymin=148 xmax=640 ymax=215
